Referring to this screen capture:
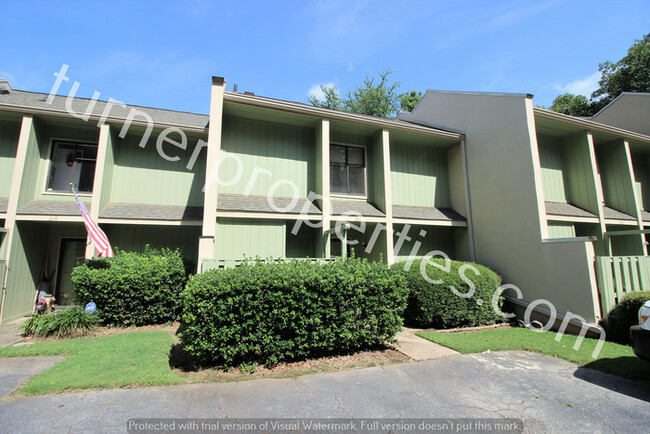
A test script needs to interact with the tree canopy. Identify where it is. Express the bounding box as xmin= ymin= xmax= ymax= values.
xmin=549 ymin=33 xmax=650 ymax=117
xmin=309 ymin=70 xmax=422 ymax=119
